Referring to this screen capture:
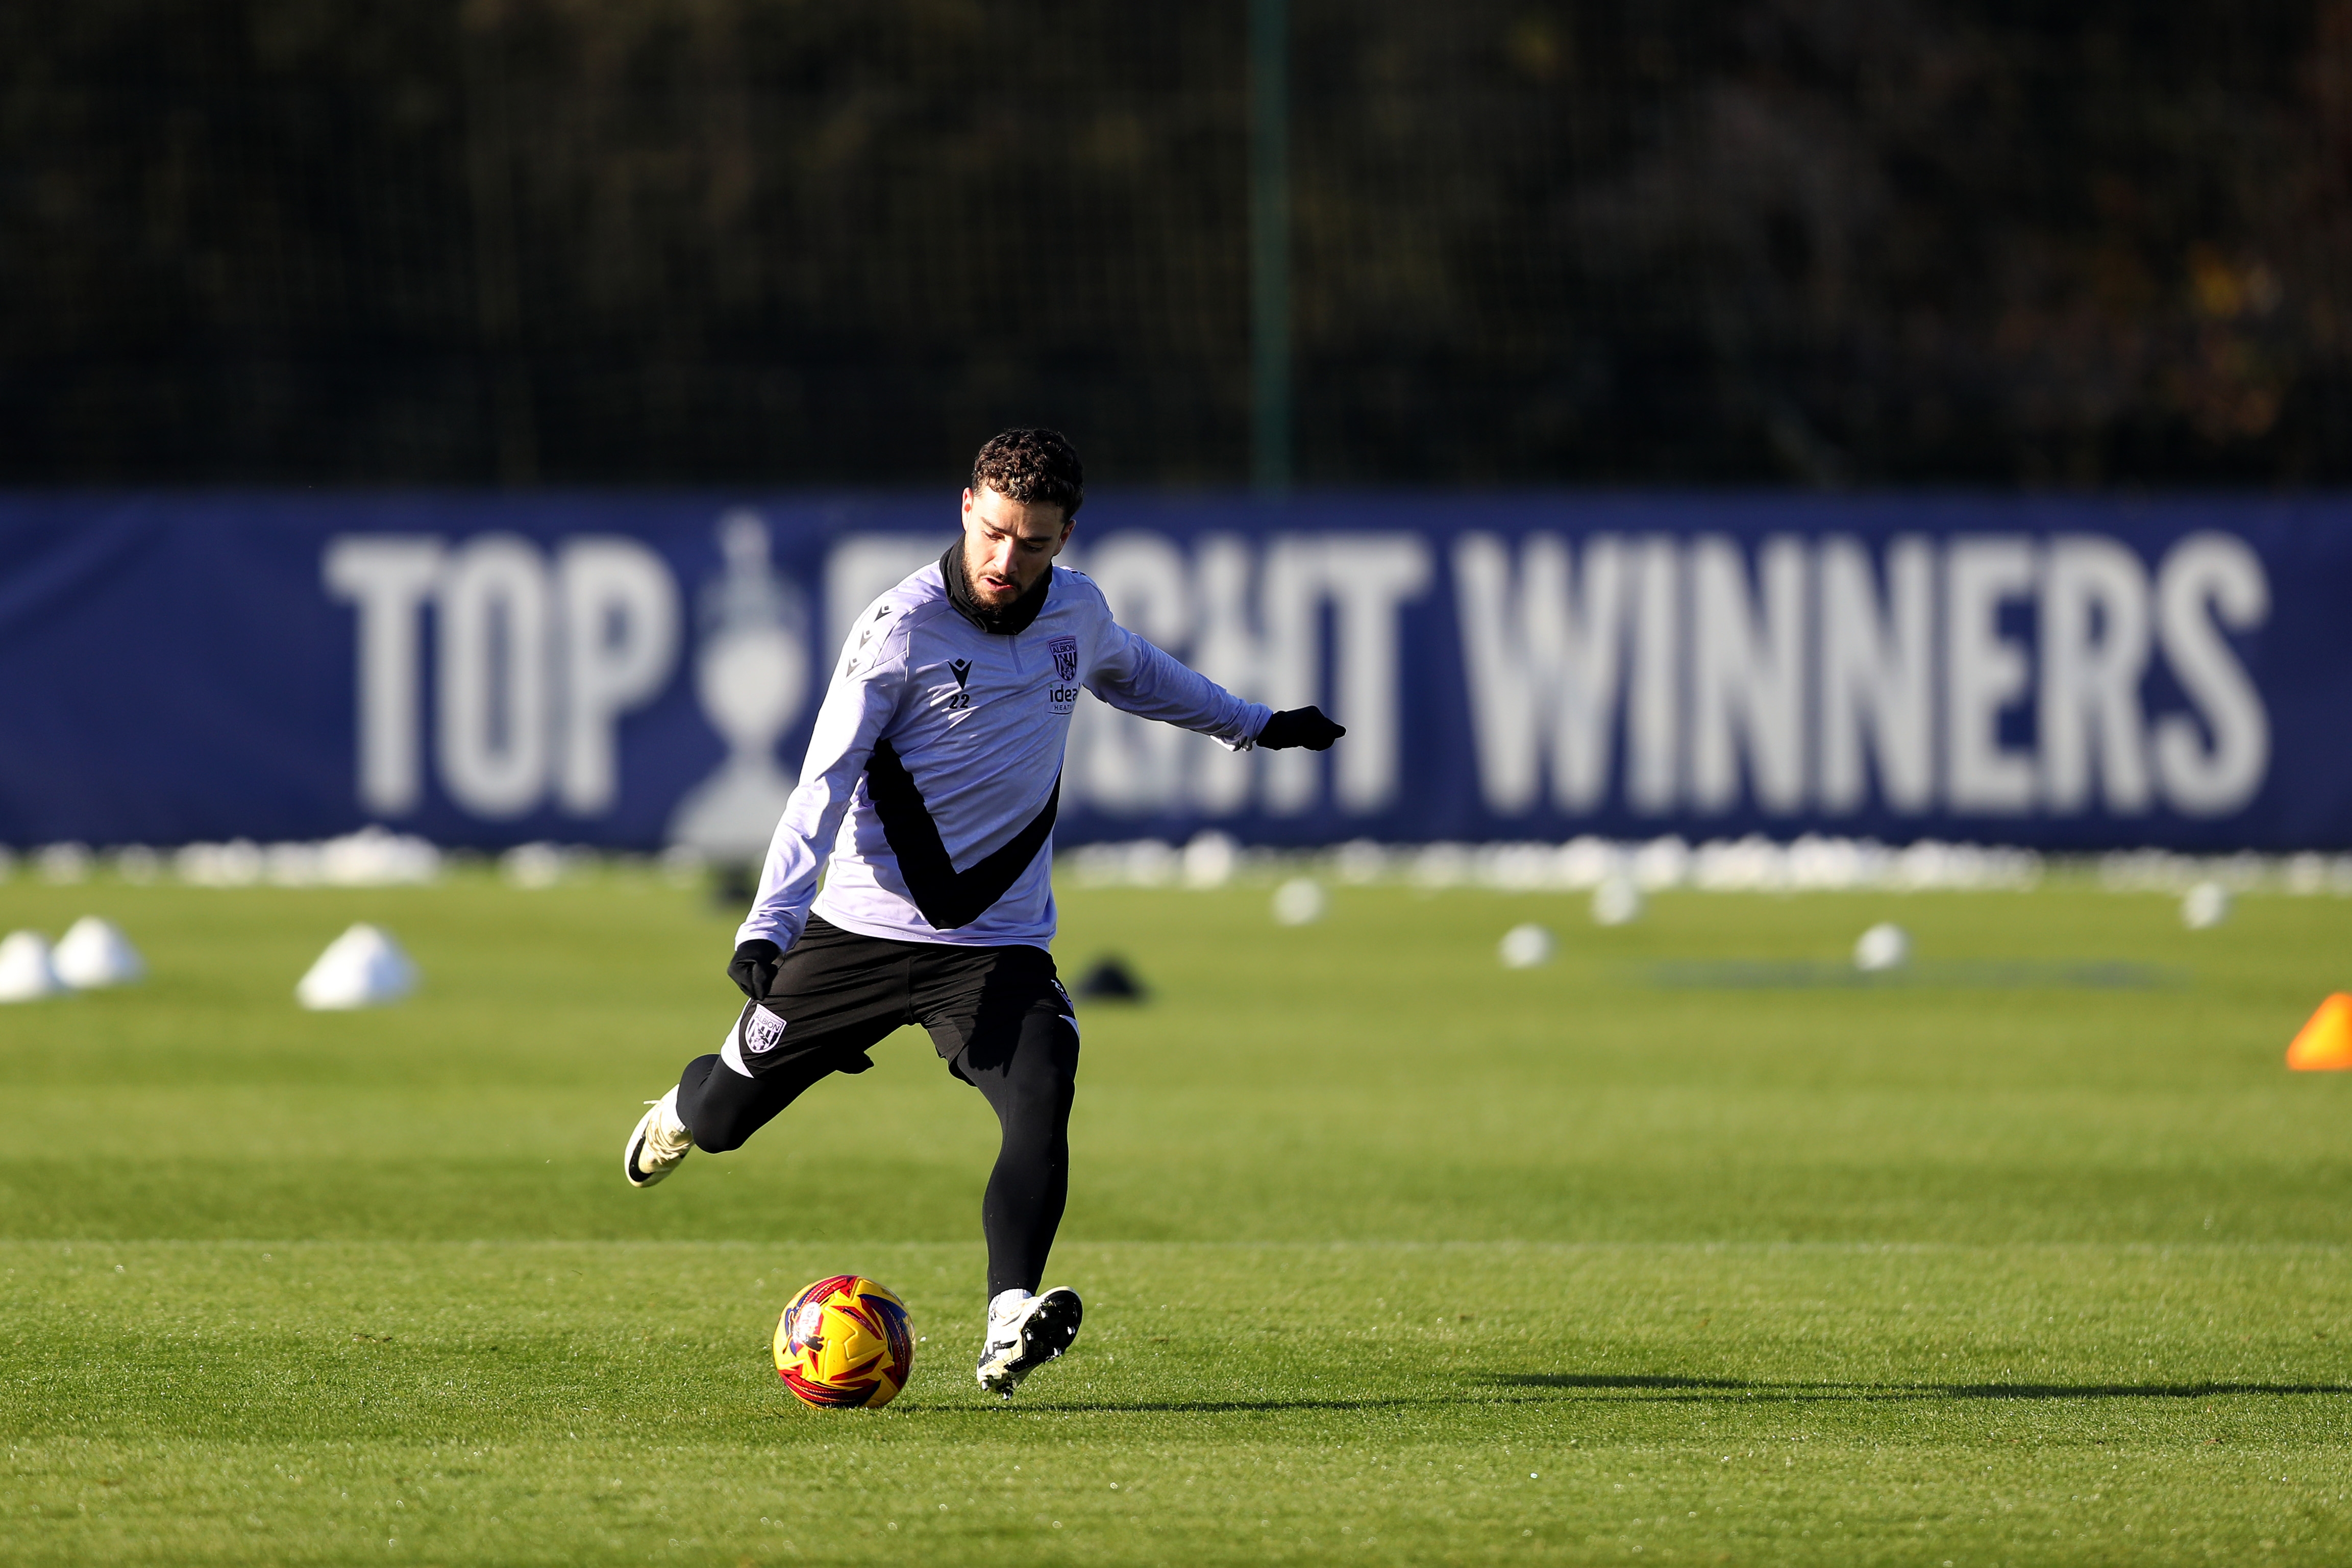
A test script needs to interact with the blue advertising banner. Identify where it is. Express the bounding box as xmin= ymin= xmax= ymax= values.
xmin=0 ymin=493 xmax=2344 ymax=852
